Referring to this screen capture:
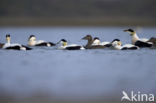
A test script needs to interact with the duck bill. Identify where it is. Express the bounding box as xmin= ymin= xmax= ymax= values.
xmin=82 ymin=36 xmax=87 ymax=40
xmin=56 ymin=41 xmax=61 ymax=44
